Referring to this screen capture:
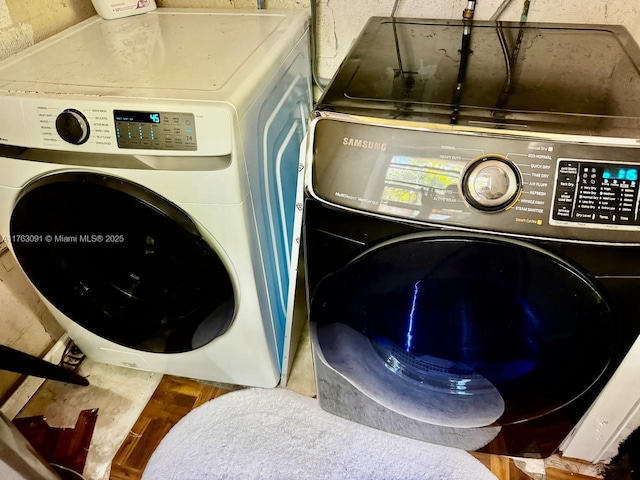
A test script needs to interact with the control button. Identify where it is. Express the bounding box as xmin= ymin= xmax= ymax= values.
xmin=460 ymin=155 xmax=522 ymax=212
xmin=152 ymin=140 xmax=163 ymax=148
xmin=559 ymin=165 xmax=578 ymax=175
xmin=555 ymin=192 xmax=574 ymax=203
xmin=559 ymin=178 xmax=576 ymax=189
xmin=574 ymin=211 xmax=595 ymax=220
xmin=56 ymin=109 xmax=90 ymax=145
xmin=141 ymin=140 xmax=151 ymax=147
